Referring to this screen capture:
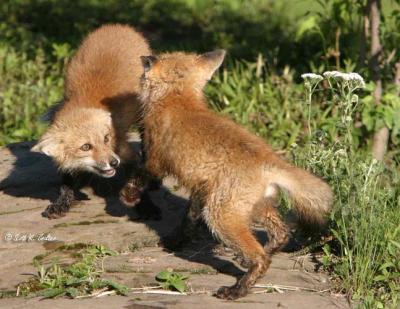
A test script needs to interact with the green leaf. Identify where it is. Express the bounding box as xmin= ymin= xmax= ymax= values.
xmin=296 ymin=16 xmax=320 ymax=40
xmin=379 ymin=262 xmax=395 ymax=270
xmin=100 ymin=279 xmax=129 ymax=295
xmin=156 ymin=271 xmax=171 ymax=281
xmin=171 ymin=280 xmax=186 ymax=293
xmin=376 ymin=302 xmax=384 ymax=309
xmin=65 ymin=287 xmax=79 ymax=298
xmin=40 ymin=288 xmax=66 ymax=298
xmin=65 ymin=276 xmax=81 ymax=285
xmin=374 ymin=275 xmax=388 ymax=282
xmin=177 ymin=274 xmax=189 ymax=281
xmin=389 ymin=240 xmax=400 ymax=249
